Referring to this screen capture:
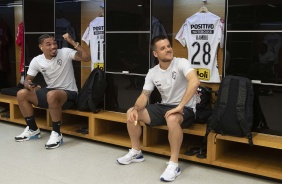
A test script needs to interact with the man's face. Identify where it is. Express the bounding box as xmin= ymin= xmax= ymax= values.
xmin=153 ymin=39 xmax=173 ymax=62
xmin=40 ymin=37 xmax=58 ymax=58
